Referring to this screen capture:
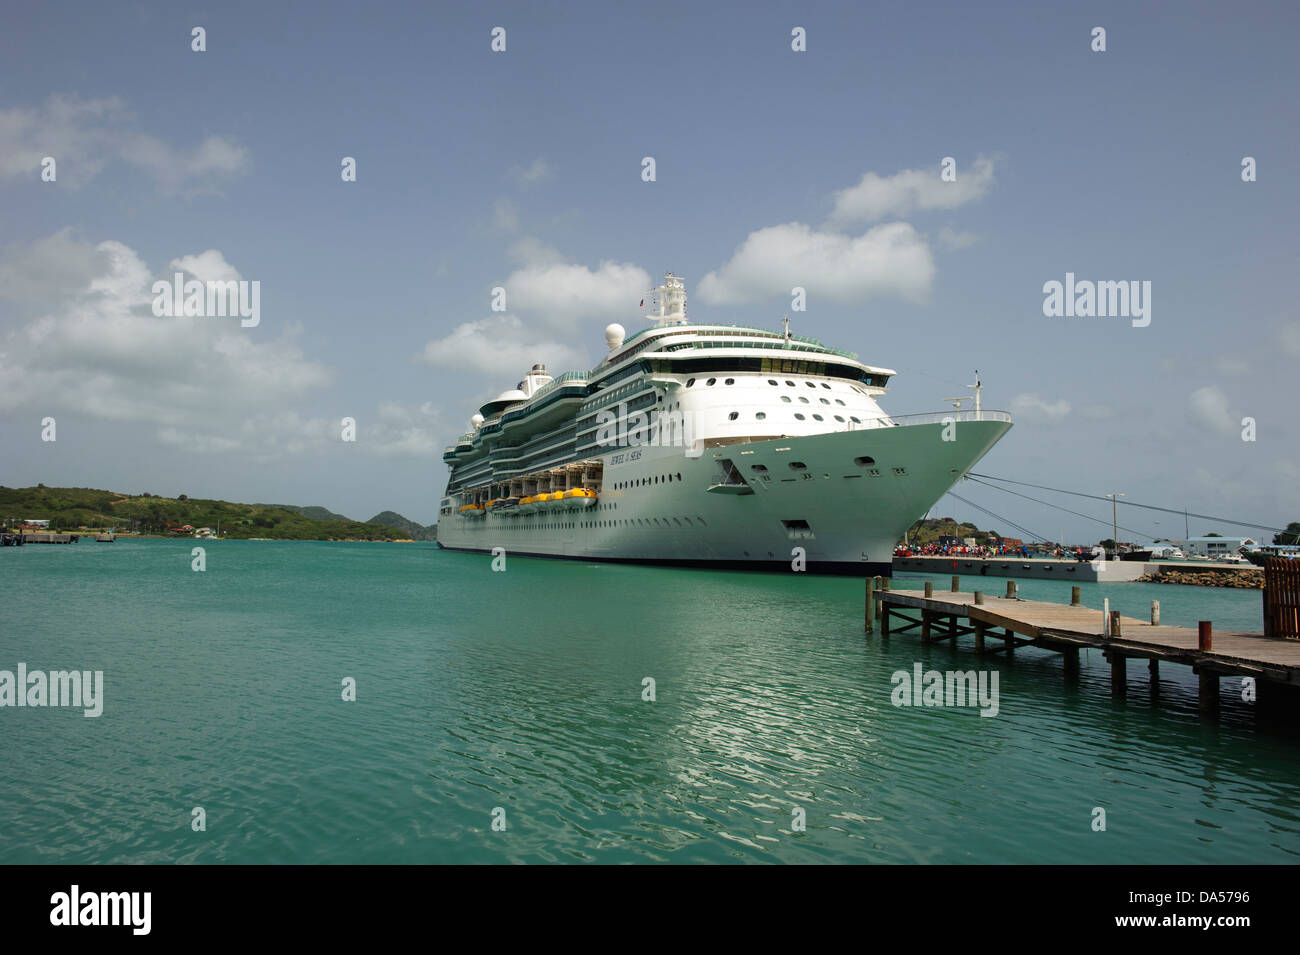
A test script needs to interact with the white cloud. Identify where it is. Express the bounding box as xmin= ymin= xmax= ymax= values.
xmin=828 ymin=157 xmax=996 ymax=226
xmin=0 ymin=232 xmax=330 ymax=445
xmin=0 ymin=93 xmax=248 ymax=192
xmin=168 ymin=249 xmax=241 ymax=283
xmin=415 ymin=314 xmax=587 ymax=377
xmin=1187 ymin=386 xmax=1236 ymax=436
xmin=937 ymin=226 xmax=979 ymax=250
xmin=1010 ymin=393 xmax=1072 ymax=422
xmin=503 ymin=251 xmax=649 ymax=326
xmin=492 ymin=198 xmax=520 ymax=234
xmin=510 ymin=157 xmax=551 ymax=186
xmin=696 ymin=221 xmax=934 ymax=306
xmin=1280 ymin=321 xmax=1300 ymax=358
